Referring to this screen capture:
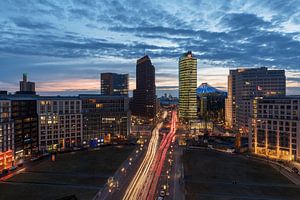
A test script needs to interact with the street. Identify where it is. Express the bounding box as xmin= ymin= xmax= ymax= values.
xmin=121 ymin=110 xmax=177 ymax=200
